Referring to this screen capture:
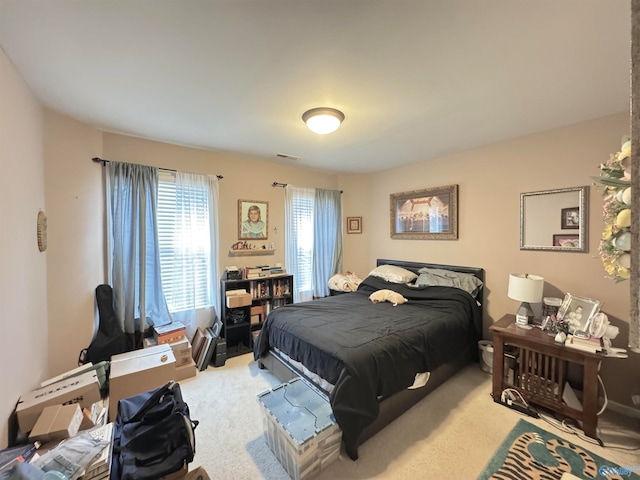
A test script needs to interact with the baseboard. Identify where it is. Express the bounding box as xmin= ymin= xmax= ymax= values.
xmin=607 ymin=400 xmax=640 ymax=419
